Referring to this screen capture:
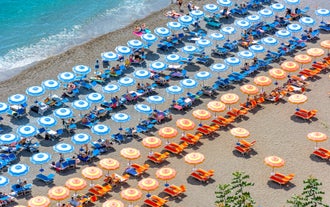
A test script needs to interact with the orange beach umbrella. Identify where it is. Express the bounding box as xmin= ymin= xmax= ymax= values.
xmin=120 ymin=147 xmax=141 ymax=165
xmin=294 ymin=54 xmax=312 ymax=70
xmin=307 ymin=132 xmax=328 ymax=149
xmin=281 ymin=61 xmax=299 ymax=73
xmin=240 ymin=84 xmax=259 ymax=96
xmin=306 ymin=48 xmax=325 ymax=58
xmin=48 ymin=186 xmax=70 ymax=202
xmin=288 ymin=94 xmax=307 ymax=110
xmin=230 ymin=127 xmax=250 ymax=138
xmin=142 ymin=137 xmax=162 ymax=152
xmin=99 ymin=158 xmax=120 ymax=175
xmin=207 ymin=101 xmax=226 ymax=113
xmin=269 ymin=68 xmax=287 ymax=81
xmin=320 ymin=40 xmax=330 ymax=54
xmin=184 ymin=152 xmax=205 ymax=170
xmin=192 ymin=109 xmax=212 ymax=120
xmin=158 ymin=127 xmax=178 ymax=139
xmin=28 ymin=196 xmax=50 ymax=207
xmin=264 ymin=156 xmax=285 ymax=174
xmin=65 ymin=177 xmax=87 ymax=193
xmin=156 ymin=167 xmax=176 ymax=186
xmin=220 ymin=93 xmax=239 ymax=105
xmin=176 ymin=118 xmax=196 ymax=131
xmin=138 ymin=178 xmax=159 ymax=195
xmin=102 ymin=199 xmax=124 ymax=207
xmin=120 ymin=188 xmax=142 ymax=205
xmin=254 ymin=76 xmax=272 ymax=87
xmin=82 ymin=167 xmax=103 ymax=185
